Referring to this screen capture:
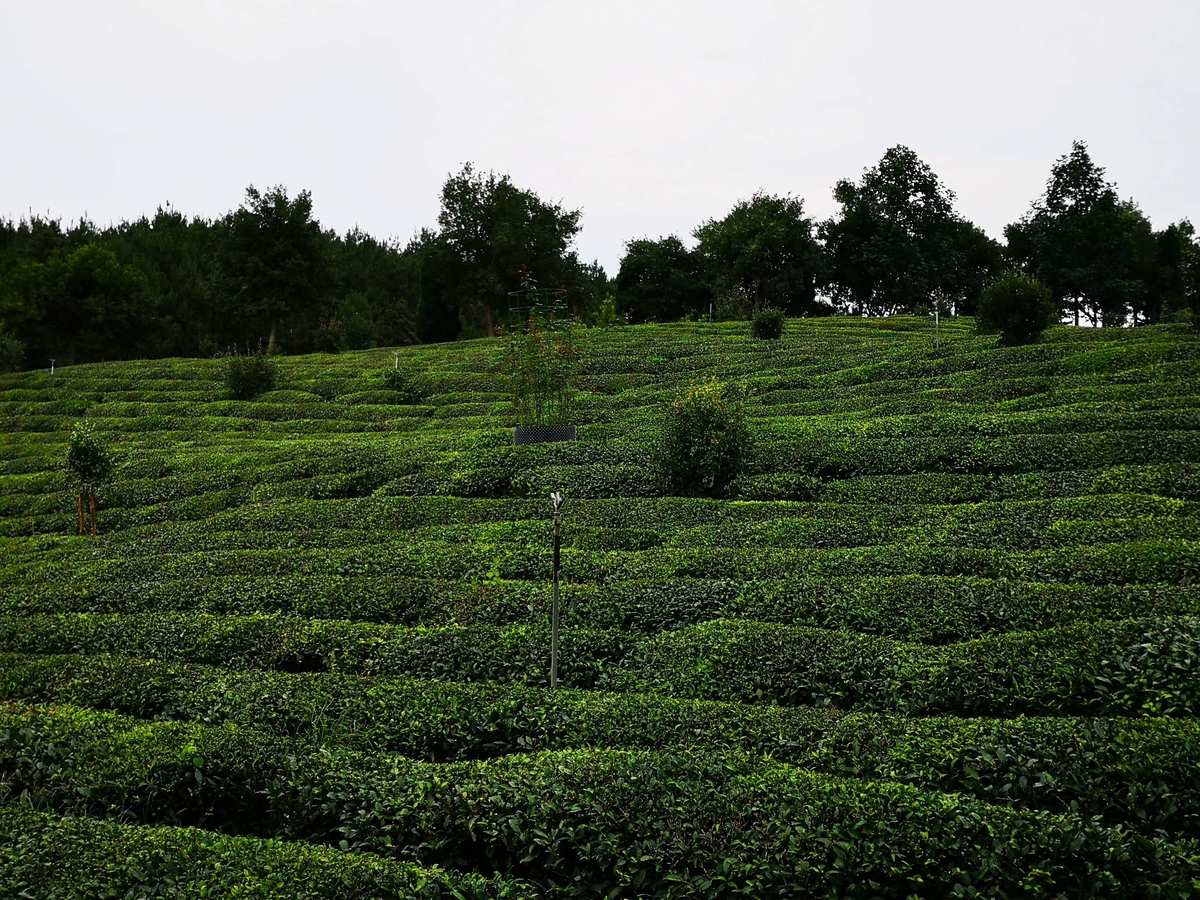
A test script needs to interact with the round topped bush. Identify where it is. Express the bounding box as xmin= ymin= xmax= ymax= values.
xmin=659 ymin=380 xmax=751 ymax=497
xmin=751 ymin=308 xmax=785 ymax=340
xmin=976 ymin=272 xmax=1056 ymax=345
